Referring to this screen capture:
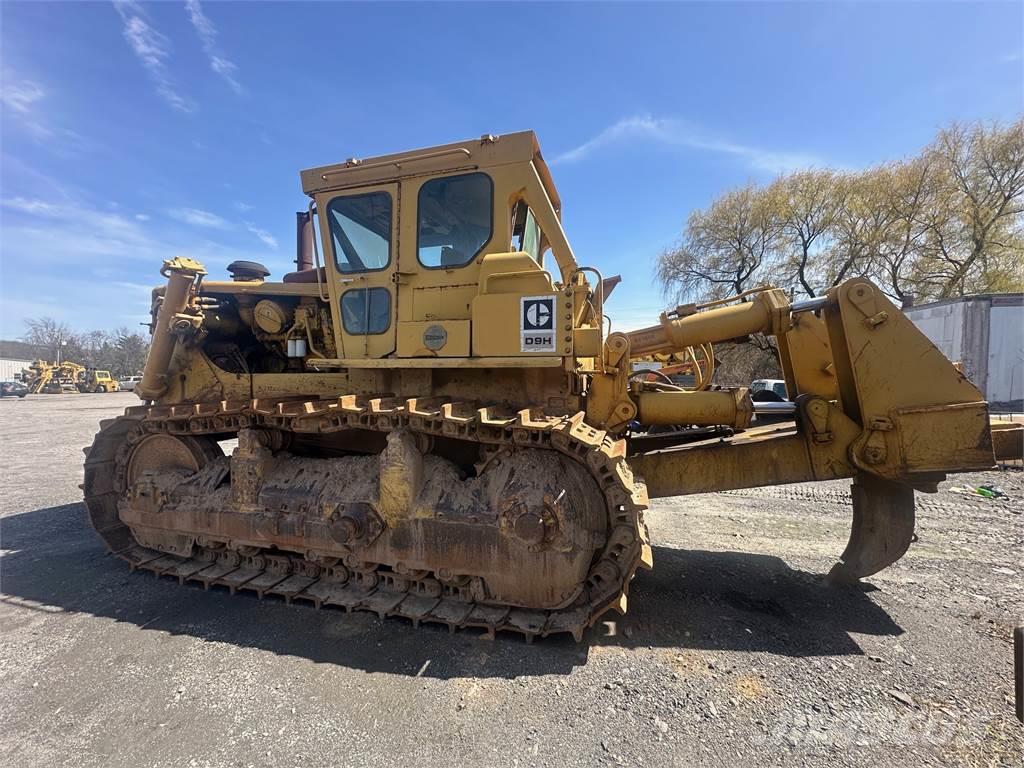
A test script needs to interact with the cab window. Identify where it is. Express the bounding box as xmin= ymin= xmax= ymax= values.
xmin=327 ymin=192 xmax=392 ymax=273
xmin=417 ymin=173 xmax=493 ymax=268
xmin=341 ymin=287 xmax=391 ymax=334
xmin=511 ymin=199 xmax=543 ymax=266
